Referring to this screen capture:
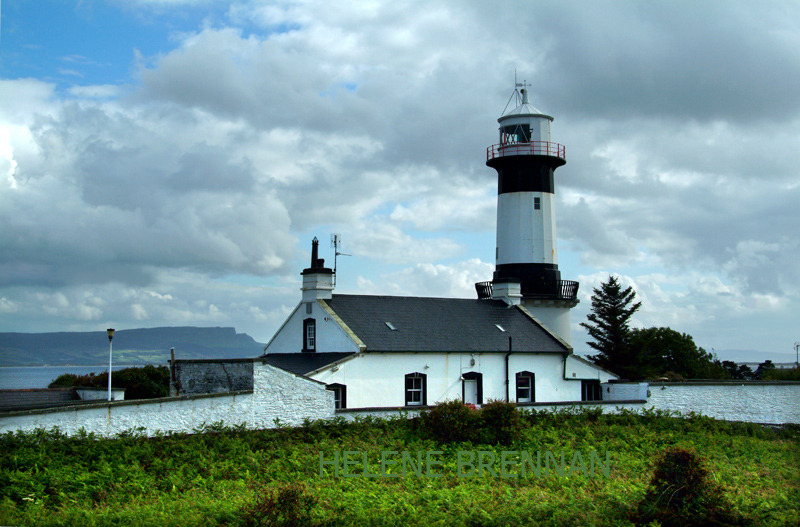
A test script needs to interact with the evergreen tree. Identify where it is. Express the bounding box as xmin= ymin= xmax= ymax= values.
xmin=581 ymin=275 xmax=641 ymax=378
